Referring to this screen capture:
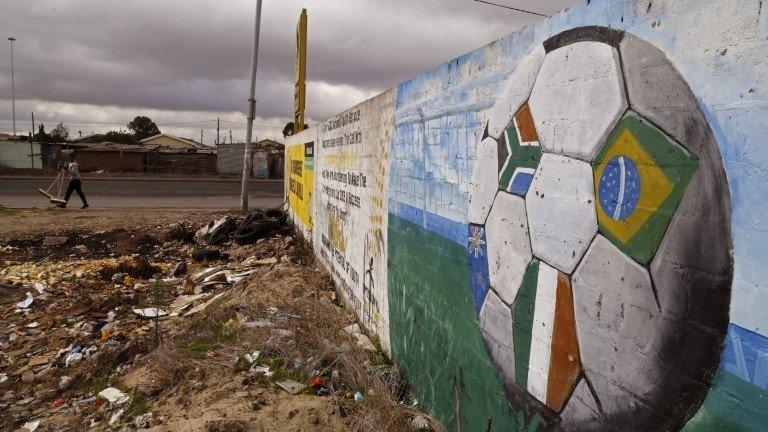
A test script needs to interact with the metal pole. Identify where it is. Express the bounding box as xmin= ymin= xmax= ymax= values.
xmin=229 ymin=130 xmax=233 ymax=144
xmin=216 ymin=118 xmax=220 ymax=145
xmin=8 ymin=37 xmax=16 ymax=138
xmin=200 ymin=129 xmax=203 ymax=145
xmin=240 ymin=0 xmax=263 ymax=211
